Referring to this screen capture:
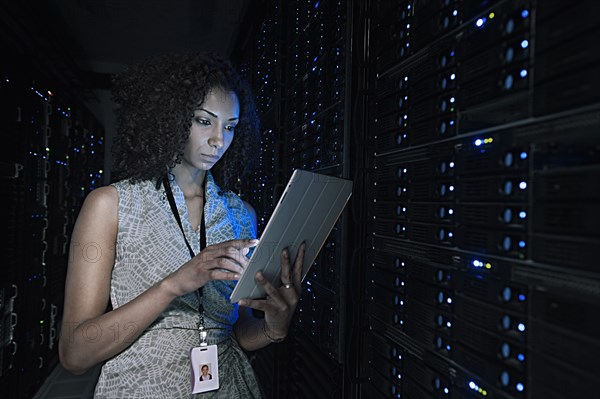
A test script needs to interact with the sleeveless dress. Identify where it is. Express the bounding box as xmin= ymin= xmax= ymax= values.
xmin=93 ymin=171 xmax=263 ymax=398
